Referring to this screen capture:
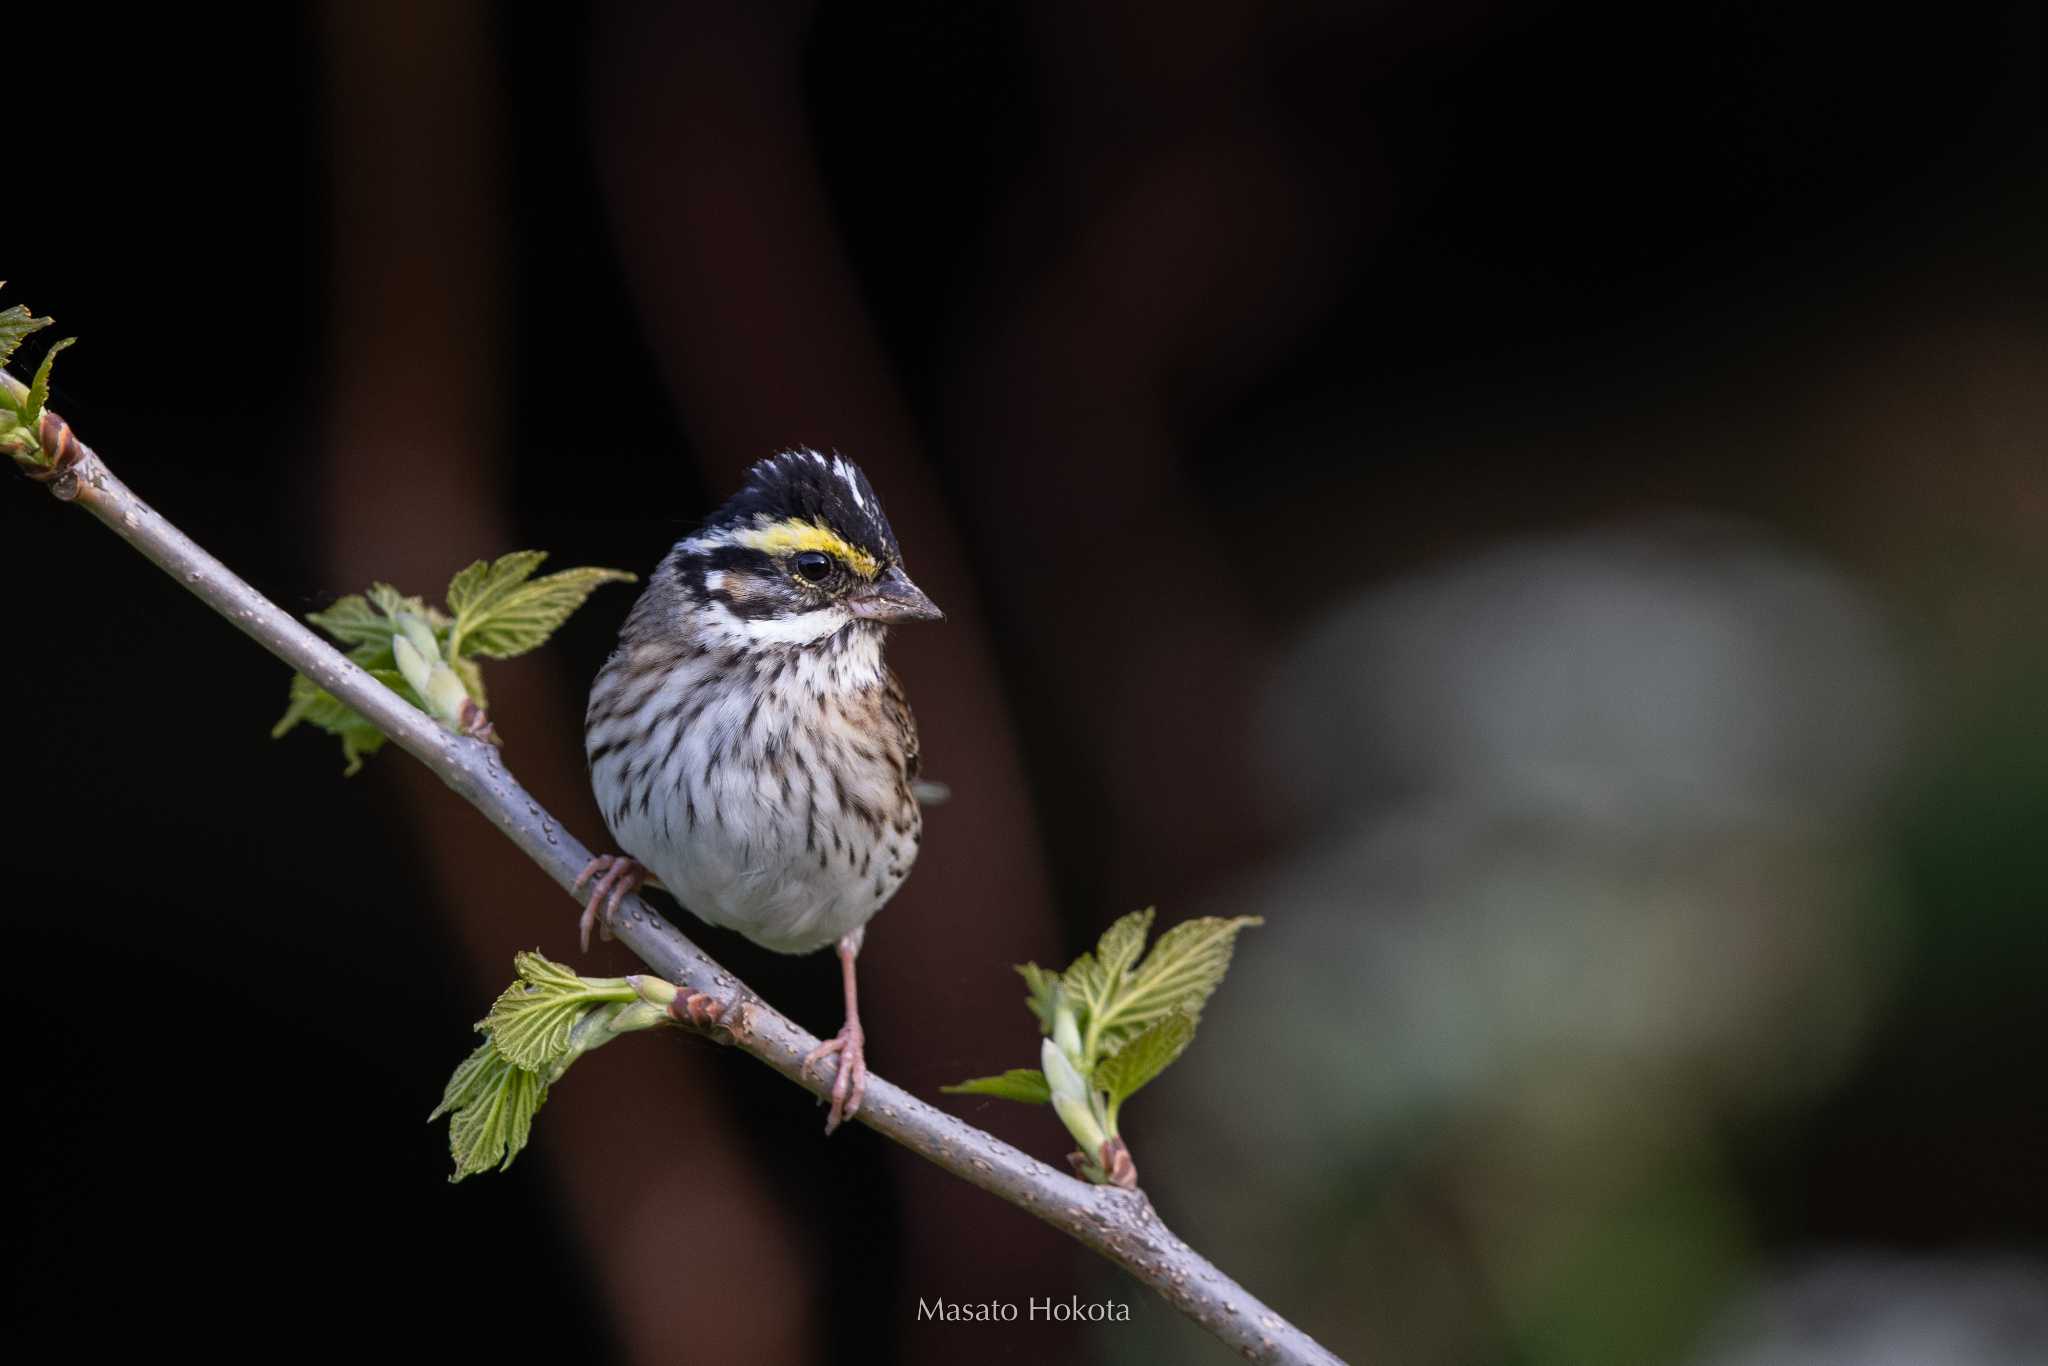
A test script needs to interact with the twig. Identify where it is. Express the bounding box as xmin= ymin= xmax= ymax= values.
xmin=6 ymin=378 xmax=1345 ymax=1366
